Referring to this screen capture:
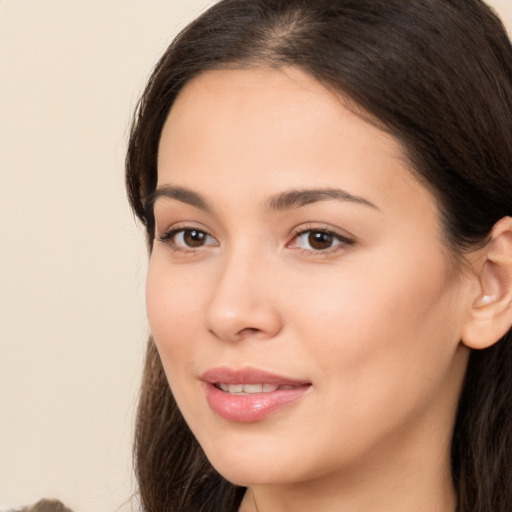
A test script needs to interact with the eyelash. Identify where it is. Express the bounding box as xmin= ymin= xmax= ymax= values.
xmin=156 ymin=226 xmax=218 ymax=251
xmin=156 ymin=225 xmax=355 ymax=255
xmin=288 ymin=226 xmax=355 ymax=254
